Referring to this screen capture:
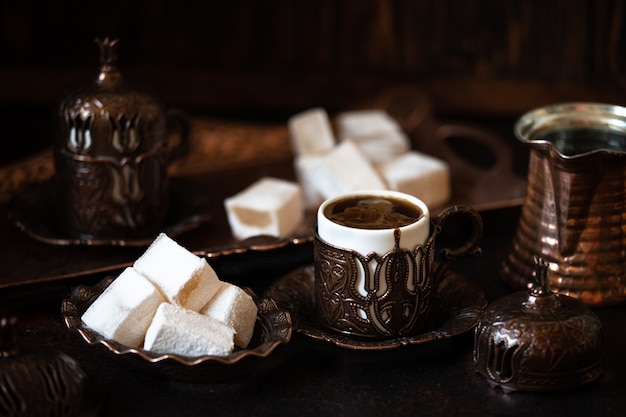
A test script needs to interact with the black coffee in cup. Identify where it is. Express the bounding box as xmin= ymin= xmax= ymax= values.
xmin=323 ymin=195 xmax=423 ymax=230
